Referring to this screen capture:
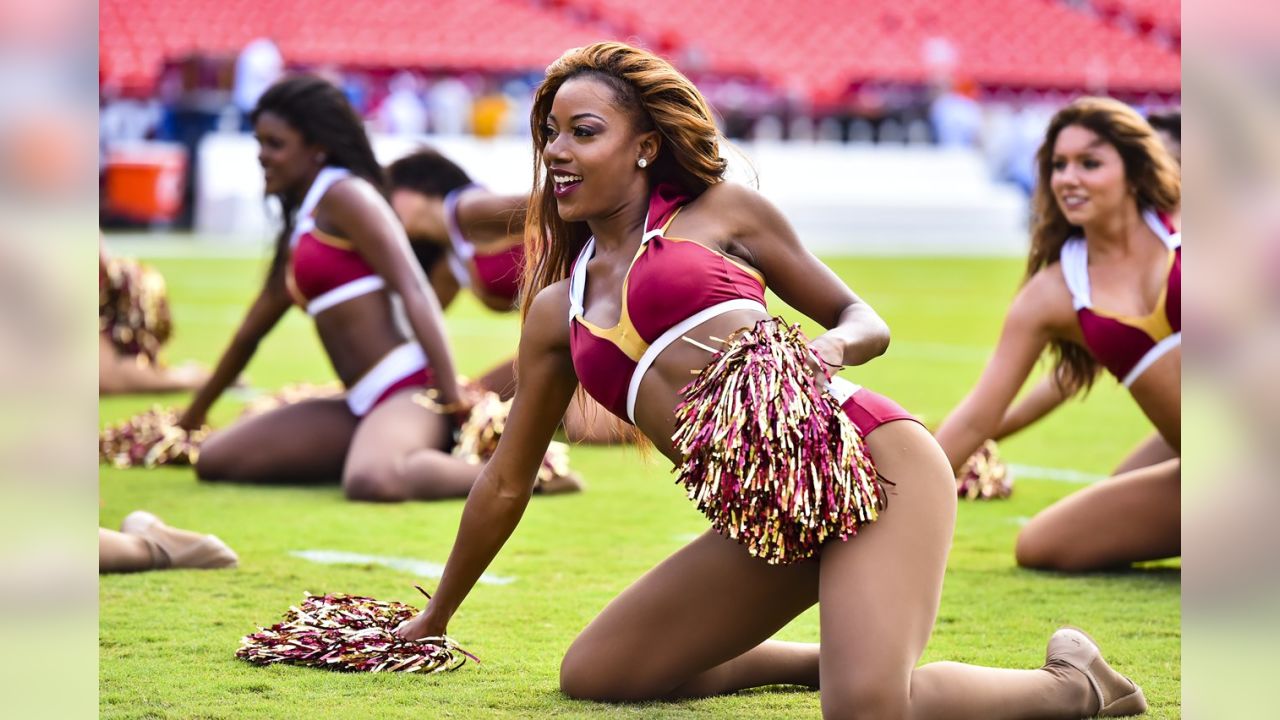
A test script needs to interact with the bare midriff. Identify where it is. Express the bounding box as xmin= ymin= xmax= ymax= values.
xmin=631 ymin=307 xmax=775 ymax=464
xmin=313 ymin=291 xmax=411 ymax=387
